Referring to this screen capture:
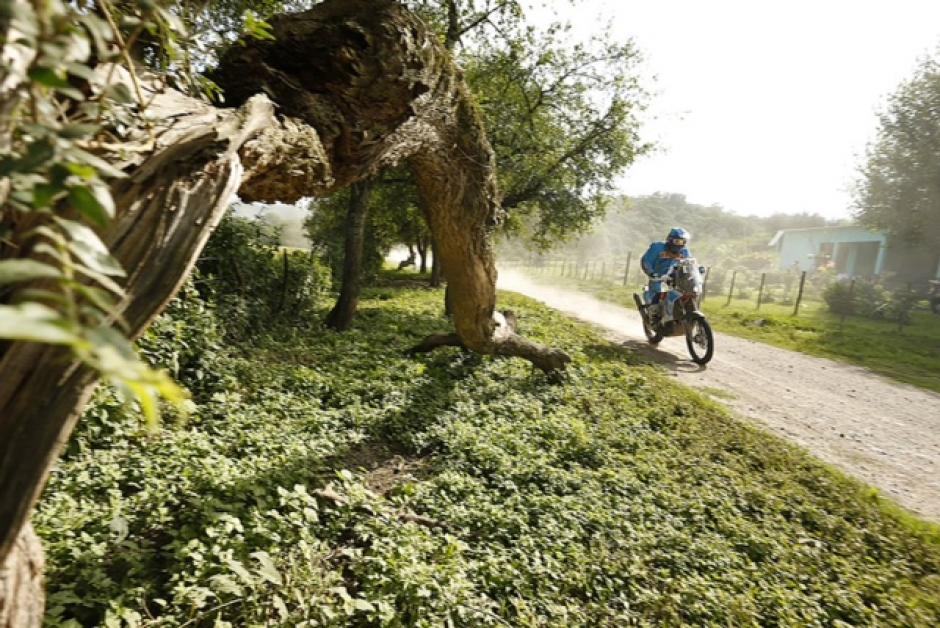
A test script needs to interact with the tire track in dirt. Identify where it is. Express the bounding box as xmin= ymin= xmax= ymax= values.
xmin=499 ymin=269 xmax=940 ymax=521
